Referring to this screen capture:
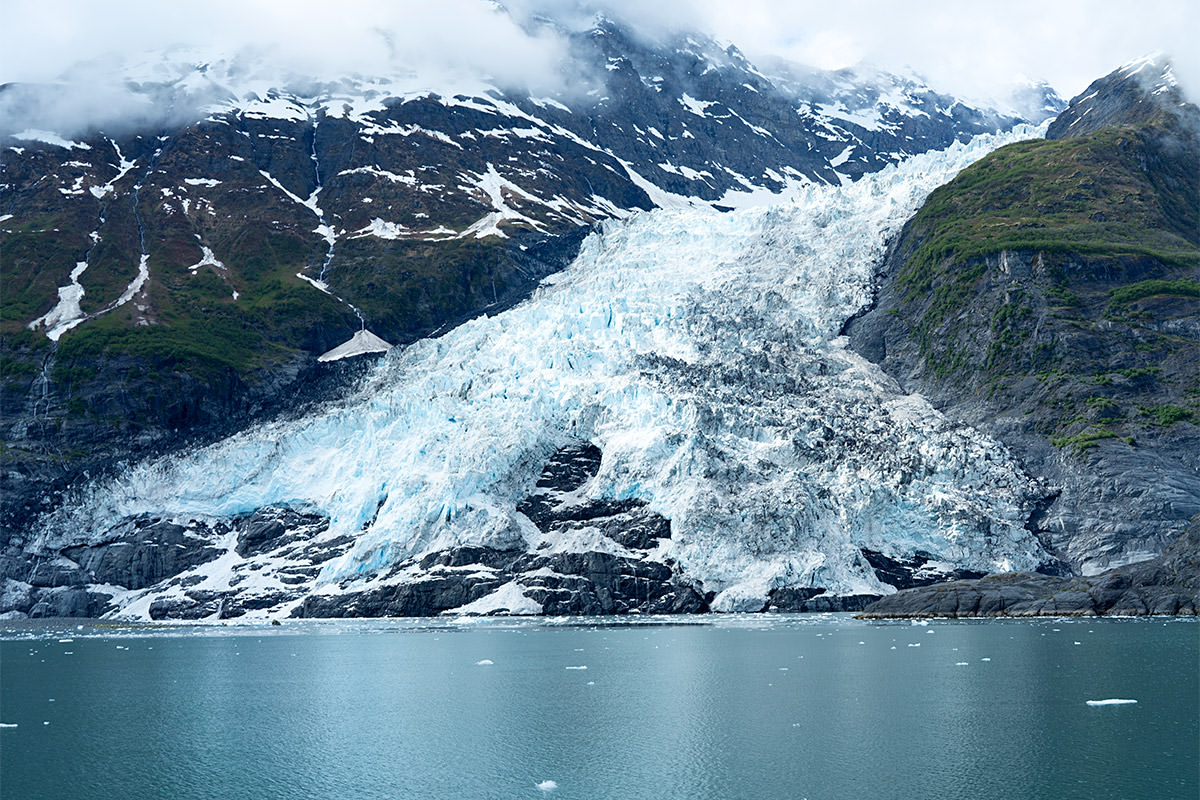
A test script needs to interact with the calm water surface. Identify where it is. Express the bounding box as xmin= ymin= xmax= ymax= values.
xmin=1 ymin=614 xmax=1195 ymax=800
